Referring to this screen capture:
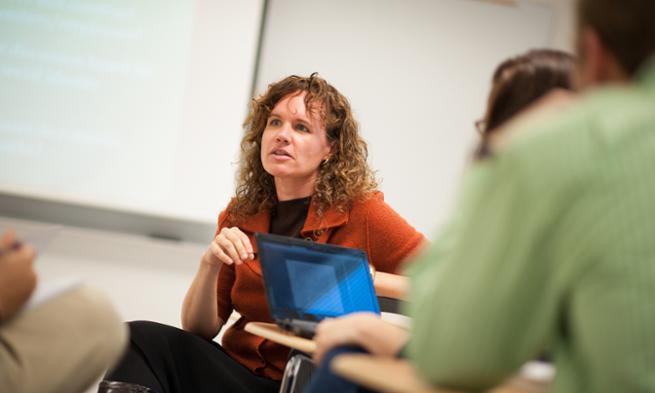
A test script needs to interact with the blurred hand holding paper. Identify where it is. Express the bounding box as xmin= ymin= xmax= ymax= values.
xmin=24 ymin=276 xmax=83 ymax=312
xmin=0 ymin=223 xmax=83 ymax=313
xmin=0 ymin=222 xmax=61 ymax=255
